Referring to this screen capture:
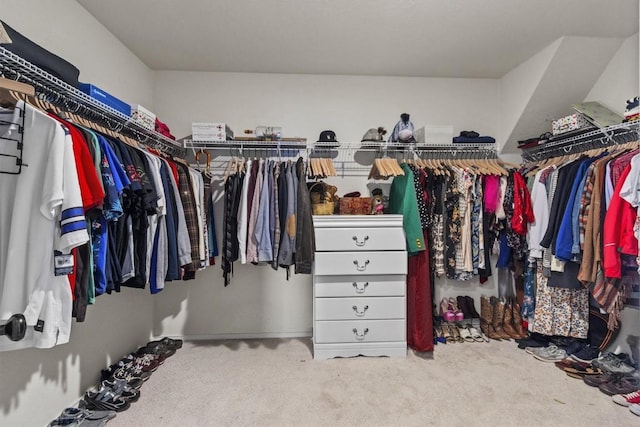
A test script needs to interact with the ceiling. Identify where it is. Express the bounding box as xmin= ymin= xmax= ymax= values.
xmin=77 ymin=0 xmax=638 ymax=78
